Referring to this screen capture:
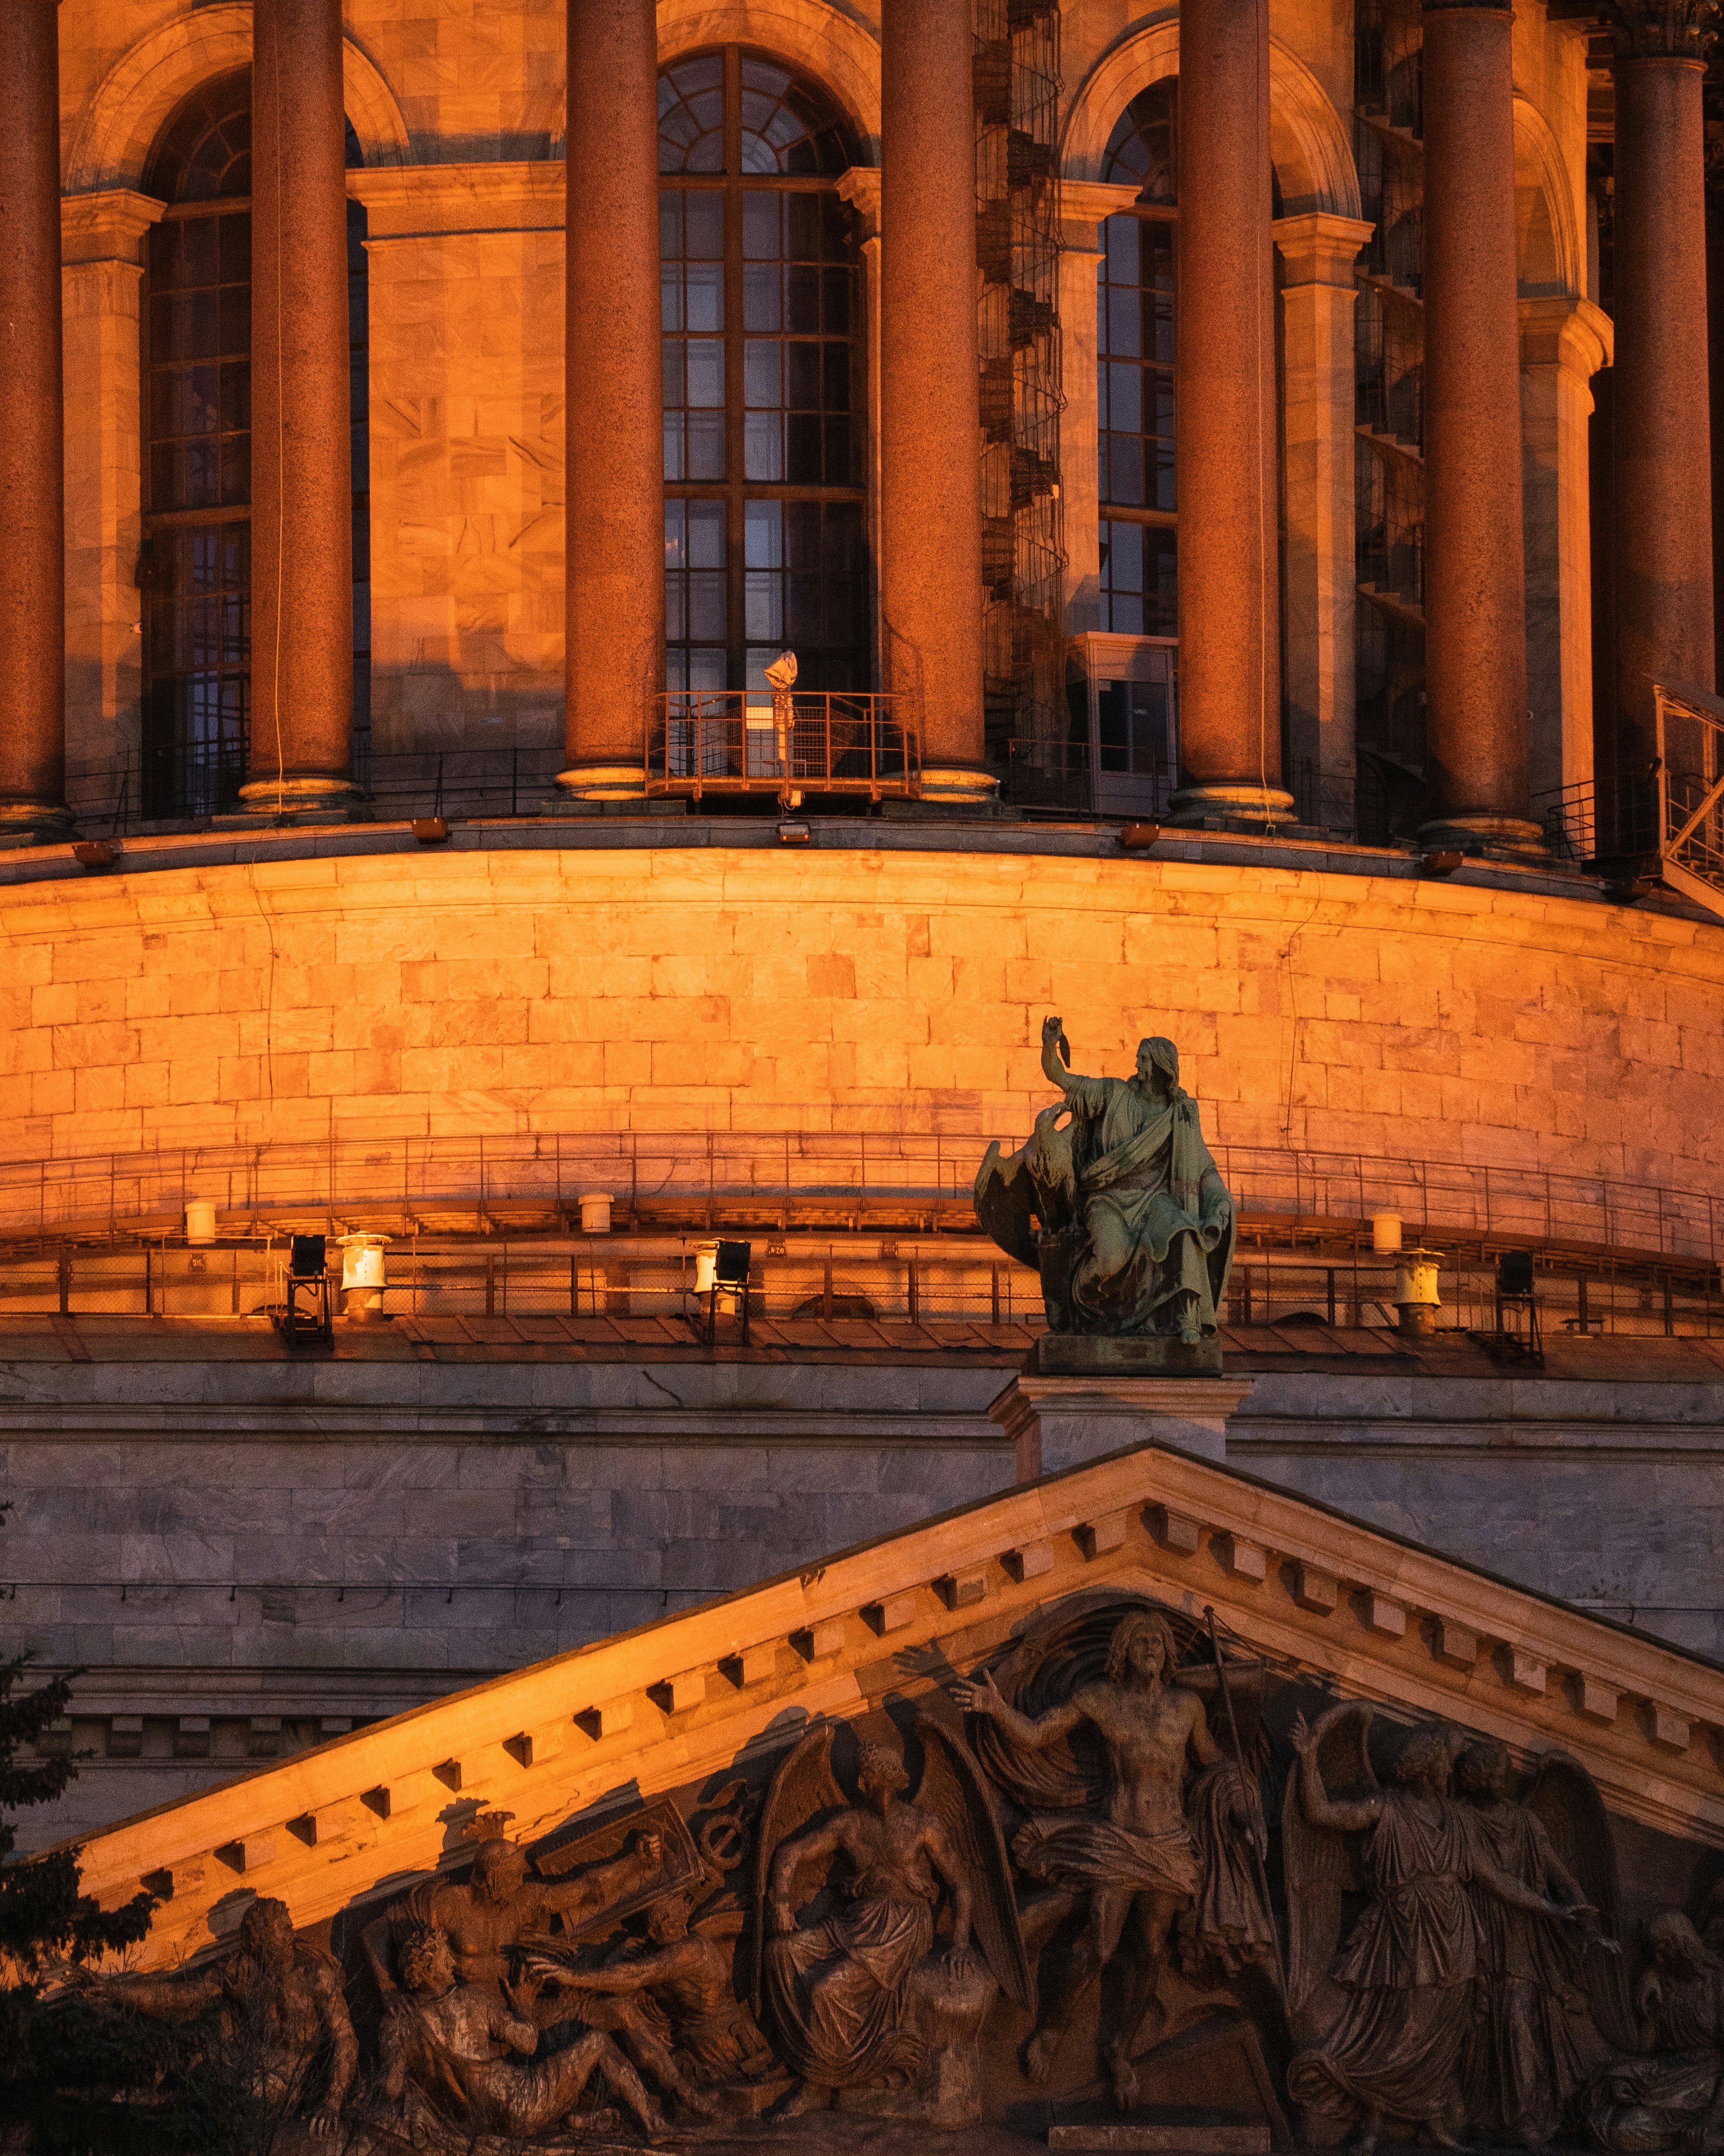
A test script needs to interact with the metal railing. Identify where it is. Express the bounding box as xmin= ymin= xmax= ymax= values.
xmin=7 ymin=1237 xmax=1721 ymax=1341
xmin=1655 ymin=683 xmax=1724 ymax=915
xmin=646 ymin=693 xmax=918 ymax=801
xmin=65 ymin=747 xmax=568 ymax=837
xmin=0 ymin=1131 xmax=1719 ymax=1274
